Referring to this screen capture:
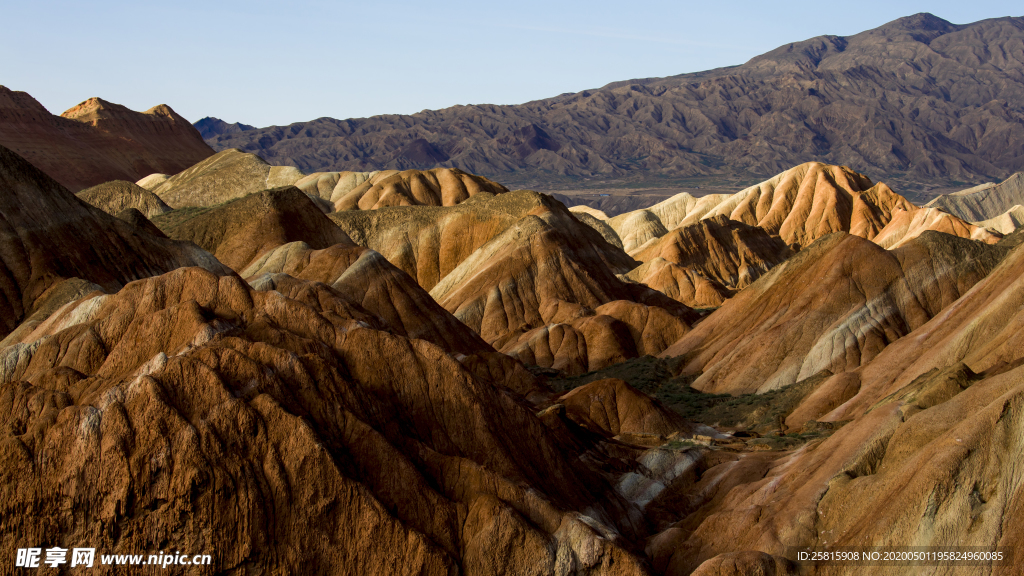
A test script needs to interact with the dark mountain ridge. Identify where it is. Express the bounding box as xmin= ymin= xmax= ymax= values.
xmin=200 ymin=13 xmax=1024 ymax=190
